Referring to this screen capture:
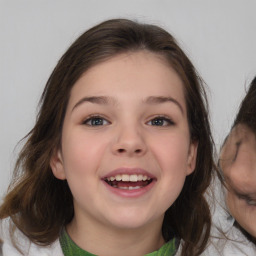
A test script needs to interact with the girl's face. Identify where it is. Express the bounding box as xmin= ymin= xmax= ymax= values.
xmin=220 ymin=124 xmax=256 ymax=238
xmin=51 ymin=51 xmax=197 ymax=232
